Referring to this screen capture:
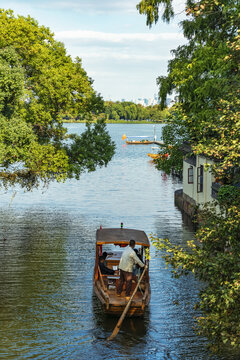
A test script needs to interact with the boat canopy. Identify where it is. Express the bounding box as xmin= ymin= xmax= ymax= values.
xmin=96 ymin=228 xmax=150 ymax=246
